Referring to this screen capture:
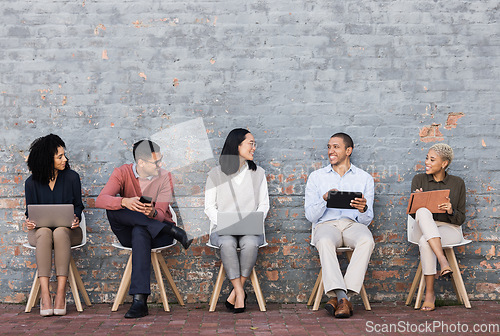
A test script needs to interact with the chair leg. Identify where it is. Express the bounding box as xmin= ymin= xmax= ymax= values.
xmin=414 ymin=271 xmax=426 ymax=309
xmin=112 ymin=254 xmax=133 ymax=312
xmin=451 ymin=275 xmax=464 ymax=304
xmin=307 ymin=269 xmax=322 ymax=306
xmin=158 ymin=254 xmax=184 ymax=305
xmin=151 ymin=253 xmax=170 ymax=312
xmin=250 ymin=268 xmax=266 ymax=312
xmin=406 ymin=262 xmax=422 ymax=306
xmin=68 ymin=263 xmax=83 ymax=312
xmin=209 ymin=264 xmax=226 ymax=312
xmin=359 ymin=285 xmax=371 ymax=311
xmin=70 ymin=257 xmax=92 ymax=307
xmin=25 ymin=270 xmax=40 ymax=313
xmin=445 ymin=248 xmax=471 ymax=308
xmin=312 ymin=270 xmax=324 ymax=311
